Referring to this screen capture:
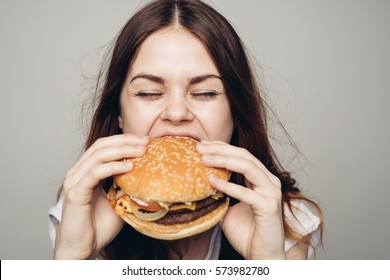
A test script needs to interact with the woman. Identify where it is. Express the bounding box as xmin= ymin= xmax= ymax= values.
xmin=49 ymin=0 xmax=323 ymax=260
